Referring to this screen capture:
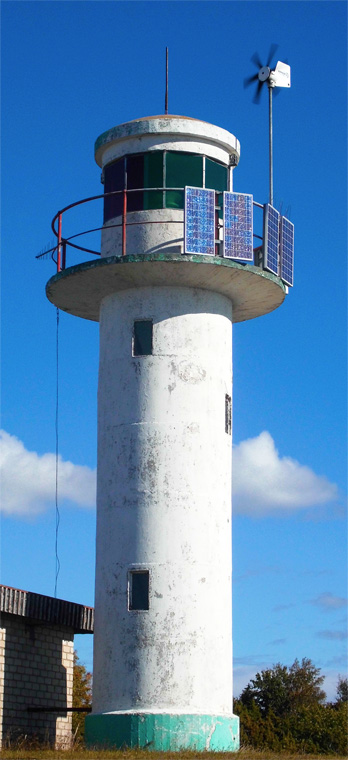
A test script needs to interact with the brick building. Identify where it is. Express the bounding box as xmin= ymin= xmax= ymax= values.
xmin=0 ymin=585 xmax=94 ymax=748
